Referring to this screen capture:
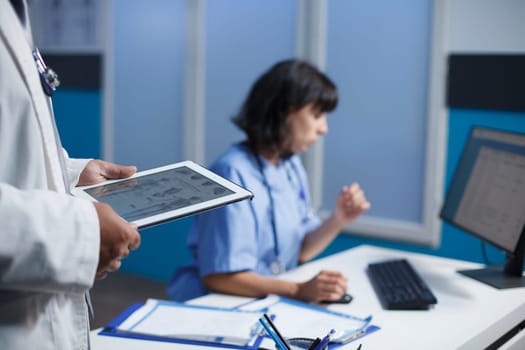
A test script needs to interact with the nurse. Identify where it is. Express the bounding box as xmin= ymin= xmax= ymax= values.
xmin=167 ymin=59 xmax=370 ymax=303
